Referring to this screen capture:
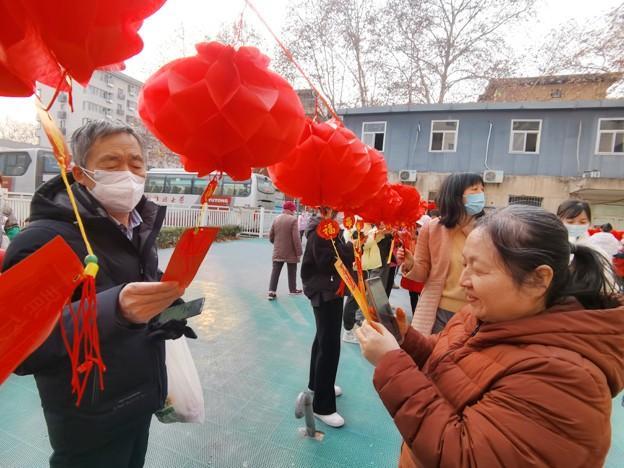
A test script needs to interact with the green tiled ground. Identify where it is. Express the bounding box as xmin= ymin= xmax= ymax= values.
xmin=0 ymin=238 xmax=622 ymax=467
